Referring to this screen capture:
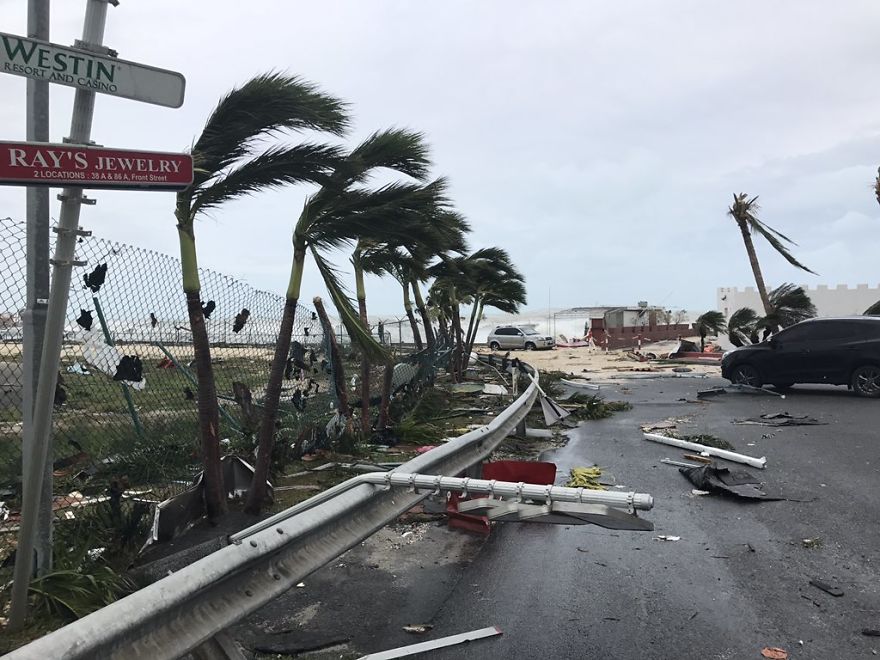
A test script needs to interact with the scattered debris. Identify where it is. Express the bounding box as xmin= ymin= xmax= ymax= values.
xmin=735 ymin=412 xmax=825 ymax=427
xmin=761 ymin=647 xmax=788 ymax=660
xmin=660 ymin=458 xmax=704 ymax=469
xmin=678 ymin=464 xmax=781 ymax=500
xmin=183 ymin=387 xmax=194 ymax=401
xmin=201 ymin=300 xmax=216 ymax=319
xmin=653 ymin=535 xmax=681 ymax=542
xmin=801 ymin=538 xmax=823 ymax=549
xmin=566 ymin=466 xmax=605 ymax=490
xmin=560 ymin=377 xmax=600 ymax=391
xmin=150 ymin=312 xmax=158 ymax=328
xmin=482 ymin=383 xmax=508 ymax=395
xmin=402 ymin=624 xmax=433 ymax=634
xmin=683 ymin=454 xmax=713 ymax=464
xmin=65 ymin=362 xmax=90 ymax=375
xmin=691 ymin=489 xmax=710 ymax=496
xmin=448 ymin=383 xmax=484 ymax=394
xmin=676 ymin=433 xmax=734 ymax=451
xmin=641 ymin=420 xmax=678 ymax=433
xmin=862 ymin=629 xmax=880 ymax=637
xmin=643 ymin=432 xmax=766 ymax=469
xmin=698 ymin=385 xmax=785 ymax=399
xmin=364 ymin=627 xmax=502 ymax=660
xmin=809 ymin=579 xmax=844 ymax=597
